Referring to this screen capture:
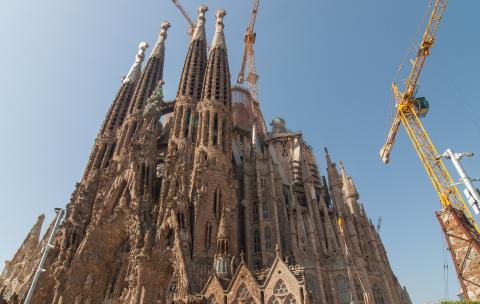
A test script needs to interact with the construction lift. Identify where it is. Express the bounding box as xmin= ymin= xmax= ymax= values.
xmin=380 ymin=0 xmax=480 ymax=299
